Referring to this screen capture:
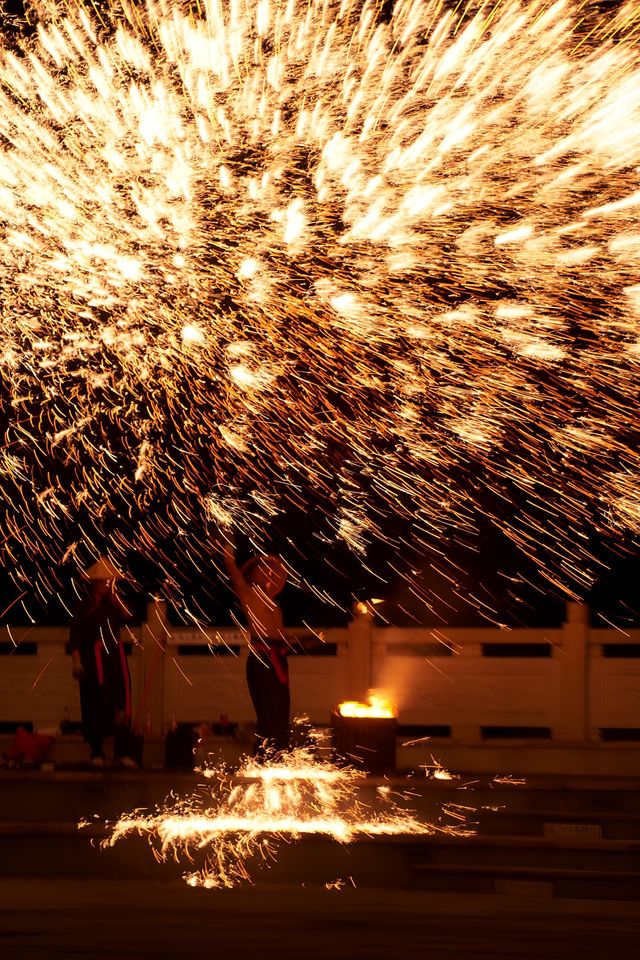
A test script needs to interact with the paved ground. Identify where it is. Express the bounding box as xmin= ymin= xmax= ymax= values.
xmin=0 ymin=879 xmax=639 ymax=960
